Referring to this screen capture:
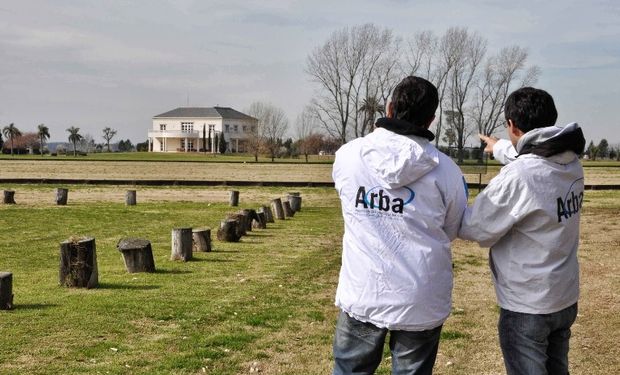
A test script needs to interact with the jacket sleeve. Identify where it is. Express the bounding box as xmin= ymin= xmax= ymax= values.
xmin=458 ymin=168 xmax=523 ymax=247
xmin=493 ymin=139 xmax=518 ymax=165
xmin=443 ymin=175 xmax=468 ymax=241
